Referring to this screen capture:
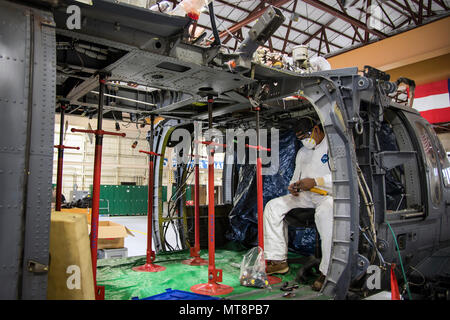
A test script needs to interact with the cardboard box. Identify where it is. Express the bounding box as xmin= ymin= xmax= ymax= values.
xmin=88 ymin=221 xmax=134 ymax=249
xmin=60 ymin=208 xmax=91 ymax=223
